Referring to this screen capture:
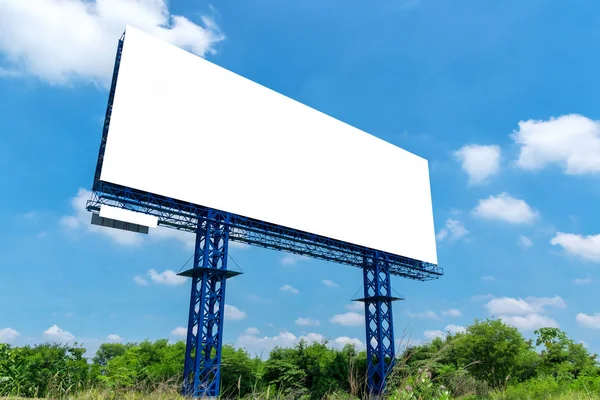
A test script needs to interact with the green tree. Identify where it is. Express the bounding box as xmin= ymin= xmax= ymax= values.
xmin=452 ymin=318 xmax=532 ymax=388
xmin=534 ymin=327 xmax=599 ymax=379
